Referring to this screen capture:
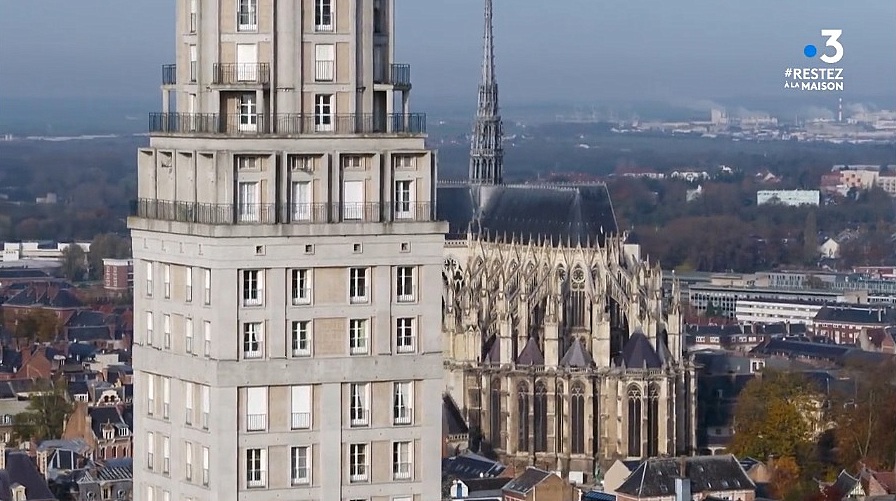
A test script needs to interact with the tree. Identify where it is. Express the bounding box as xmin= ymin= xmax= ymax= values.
xmin=832 ymin=360 xmax=896 ymax=470
xmin=87 ymin=233 xmax=131 ymax=280
xmin=60 ymin=244 xmax=87 ymax=282
xmin=13 ymin=308 xmax=61 ymax=342
xmin=769 ymin=456 xmax=801 ymax=500
xmin=10 ymin=379 xmax=73 ymax=445
xmin=728 ymin=371 xmax=819 ymax=459
xmin=803 ymin=211 xmax=818 ymax=264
